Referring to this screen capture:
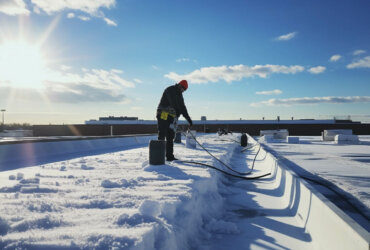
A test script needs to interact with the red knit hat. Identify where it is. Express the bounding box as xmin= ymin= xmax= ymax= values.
xmin=178 ymin=80 xmax=188 ymax=90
